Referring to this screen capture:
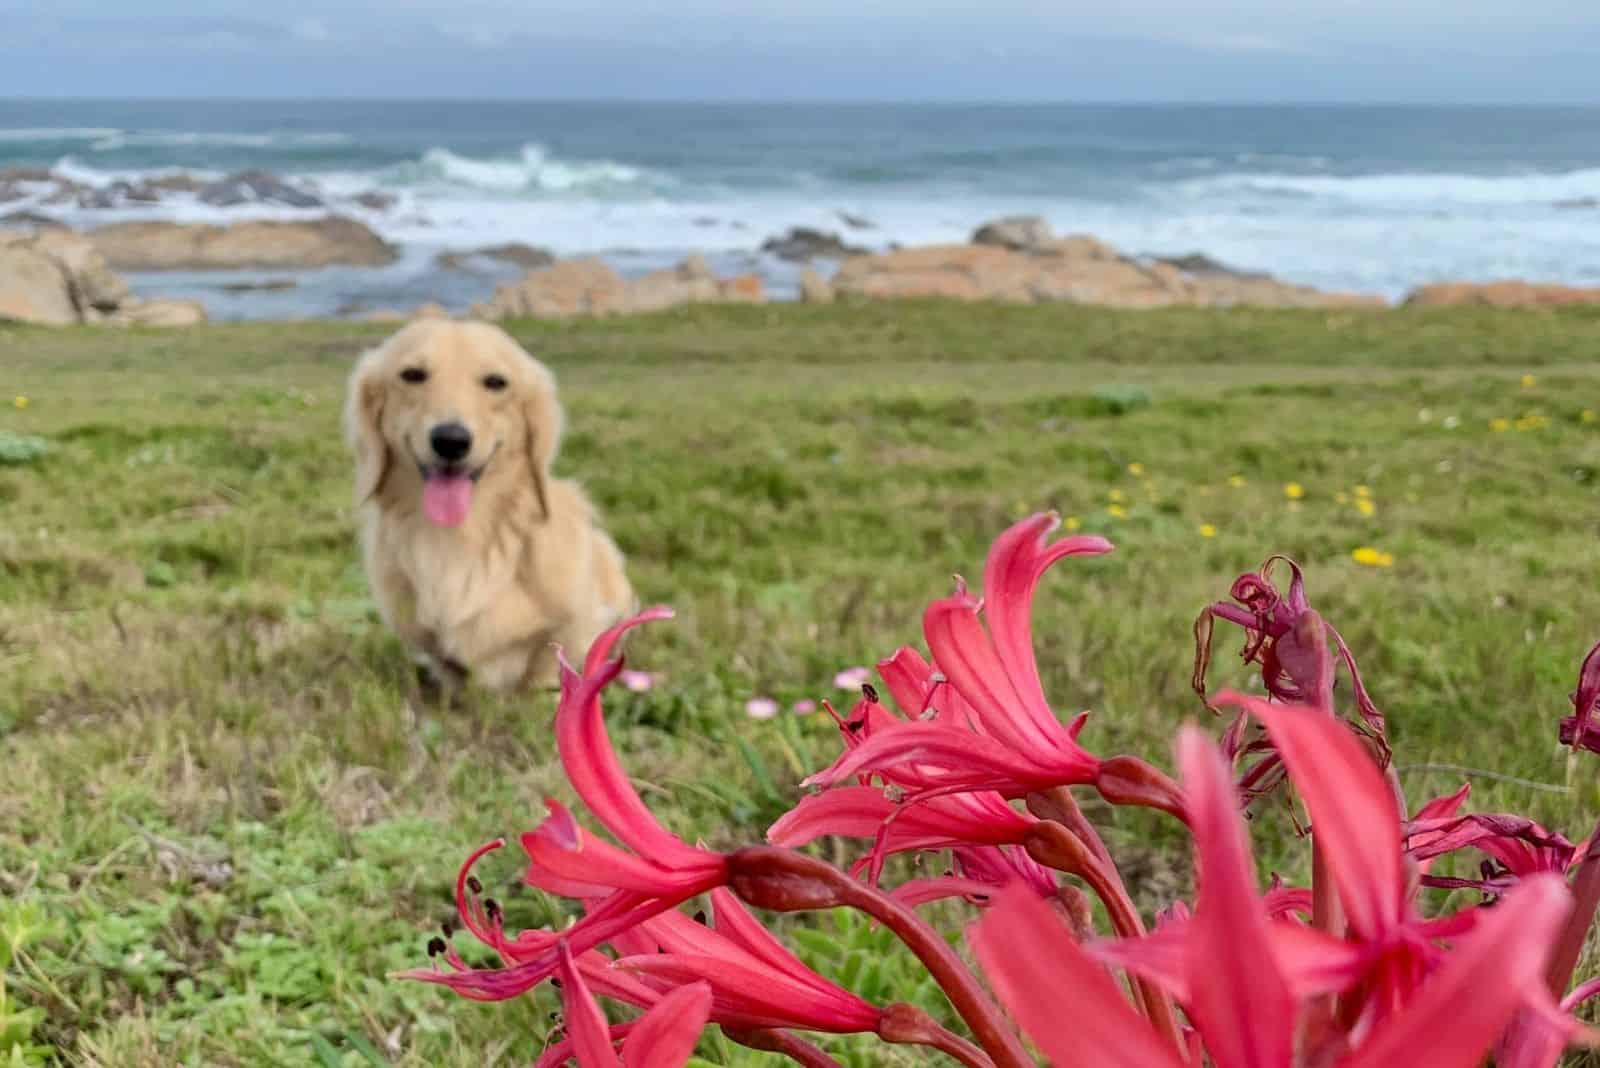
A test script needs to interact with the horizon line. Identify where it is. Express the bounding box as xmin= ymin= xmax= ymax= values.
xmin=5 ymin=94 xmax=1600 ymax=109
